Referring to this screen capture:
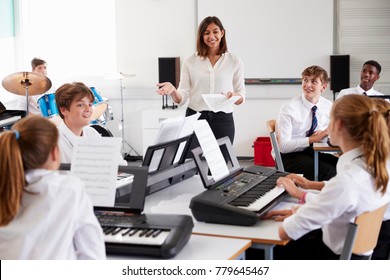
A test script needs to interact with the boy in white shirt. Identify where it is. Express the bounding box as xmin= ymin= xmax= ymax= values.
xmin=276 ymin=65 xmax=337 ymax=181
